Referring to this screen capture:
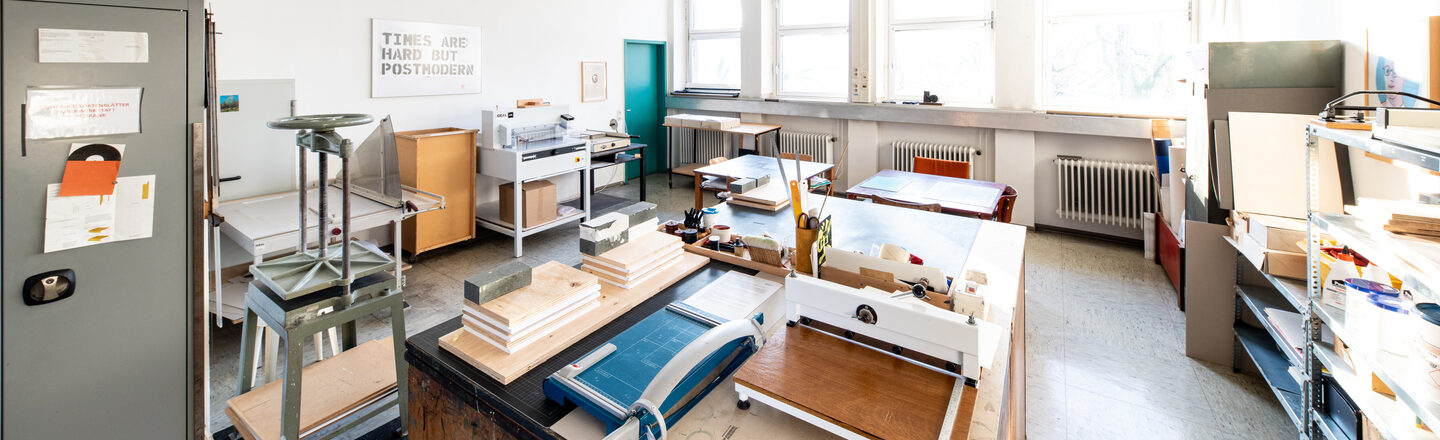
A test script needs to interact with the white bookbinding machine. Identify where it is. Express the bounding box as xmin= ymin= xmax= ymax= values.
xmin=784 ymin=274 xmax=999 ymax=382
